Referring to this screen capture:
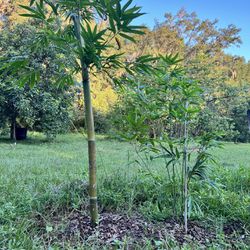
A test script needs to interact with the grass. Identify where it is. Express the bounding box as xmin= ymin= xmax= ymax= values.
xmin=0 ymin=133 xmax=249 ymax=249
